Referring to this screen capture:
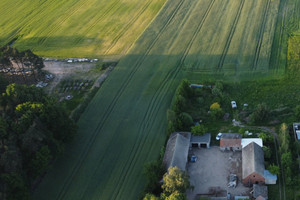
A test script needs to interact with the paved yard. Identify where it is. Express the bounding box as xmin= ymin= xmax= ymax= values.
xmin=186 ymin=146 xmax=250 ymax=200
